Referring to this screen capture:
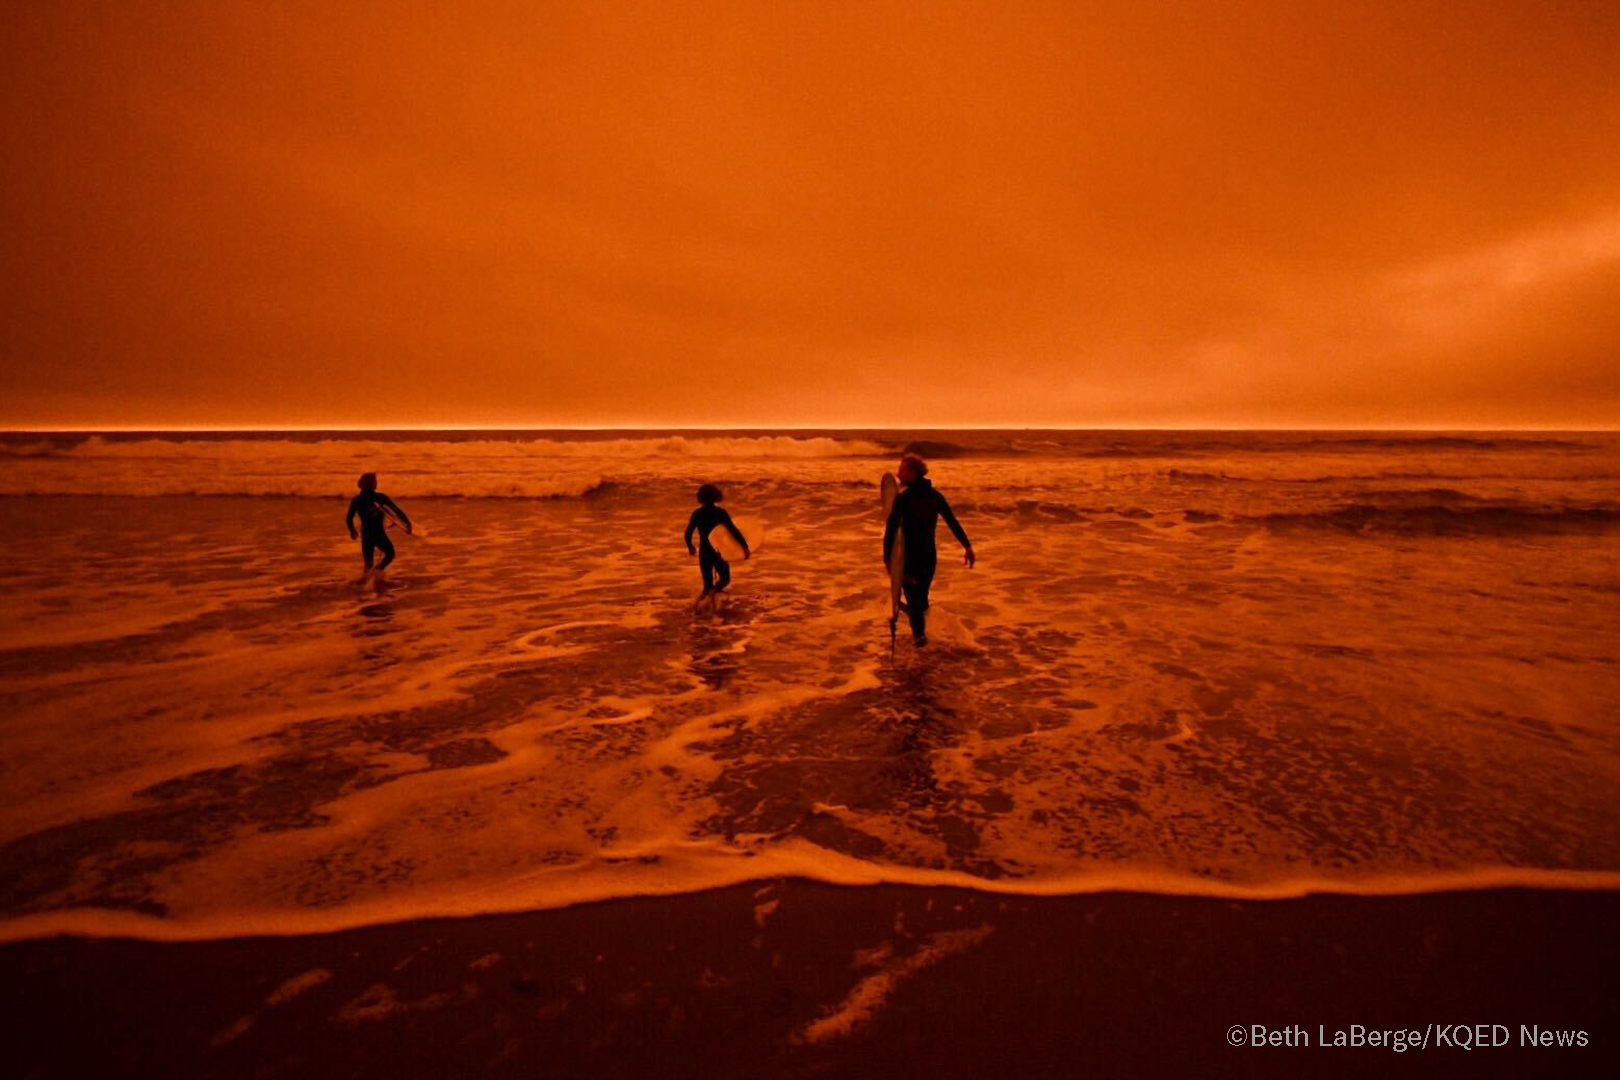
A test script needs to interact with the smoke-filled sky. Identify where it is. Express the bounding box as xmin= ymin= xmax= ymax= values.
xmin=3 ymin=1 xmax=1618 ymax=429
